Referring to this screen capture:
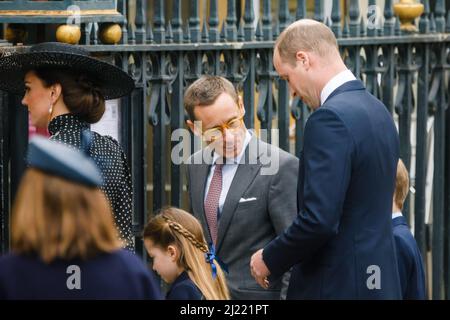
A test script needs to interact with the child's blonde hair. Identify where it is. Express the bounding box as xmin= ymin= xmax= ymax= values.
xmin=143 ymin=207 xmax=229 ymax=300
xmin=394 ymin=159 xmax=409 ymax=210
xmin=12 ymin=168 xmax=120 ymax=263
